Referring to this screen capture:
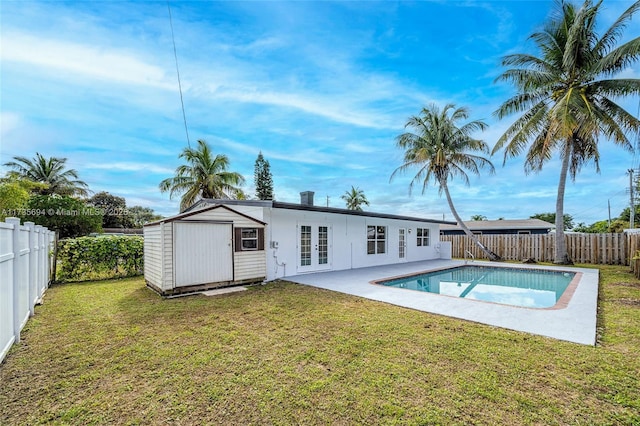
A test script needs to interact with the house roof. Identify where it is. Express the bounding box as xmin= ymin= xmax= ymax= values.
xmin=144 ymin=204 xmax=267 ymax=227
xmin=182 ymin=198 xmax=456 ymax=225
xmin=439 ymin=219 xmax=554 ymax=231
